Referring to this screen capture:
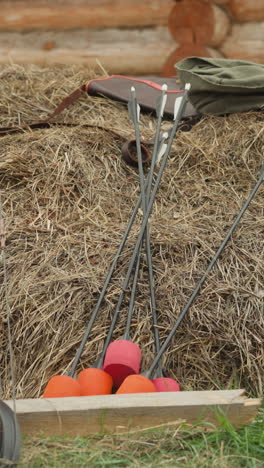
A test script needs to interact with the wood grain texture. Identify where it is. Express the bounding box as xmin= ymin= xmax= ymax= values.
xmin=228 ymin=0 xmax=264 ymax=22
xmin=168 ymin=1 xmax=214 ymax=45
xmin=168 ymin=1 xmax=230 ymax=47
xmin=0 ymin=0 xmax=175 ymax=30
xmin=203 ymin=0 xmax=230 ymax=3
xmin=0 ymin=27 xmax=176 ymax=74
xmin=221 ymin=22 xmax=264 ymax=64
xmin=5 ymin=390 xmax=260 ymax=436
